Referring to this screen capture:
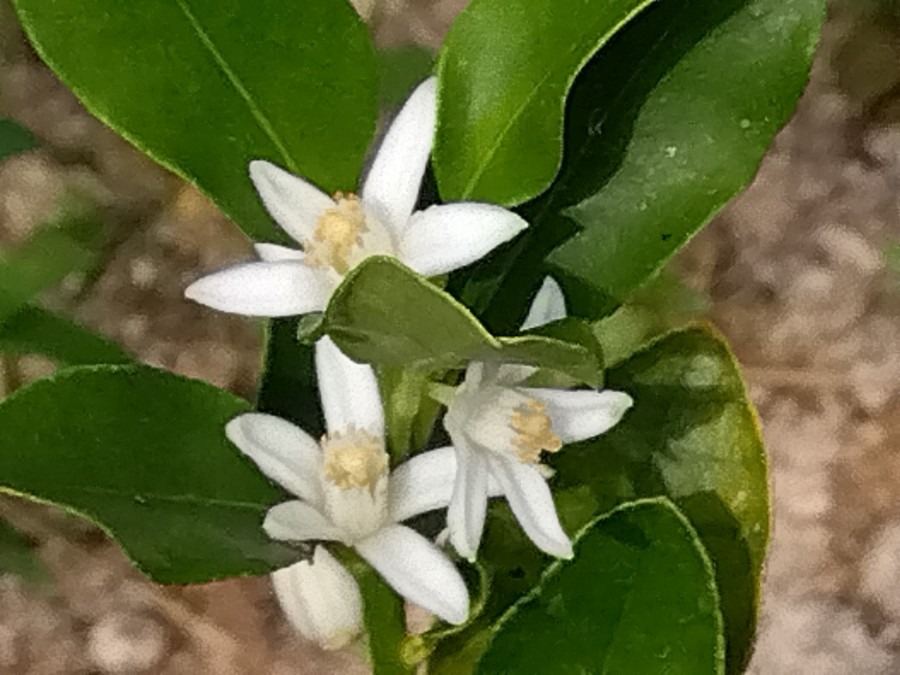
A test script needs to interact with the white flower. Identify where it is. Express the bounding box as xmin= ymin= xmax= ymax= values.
xmin=227 ymin=336 xmax=470 ymax=643
xmin=442 ymin=277 xmax=634 ymax=561
xmin=185 ymin=77 xmax=528 ymax=317
xmin=271 ymin=545 xmax=363 ymax=650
